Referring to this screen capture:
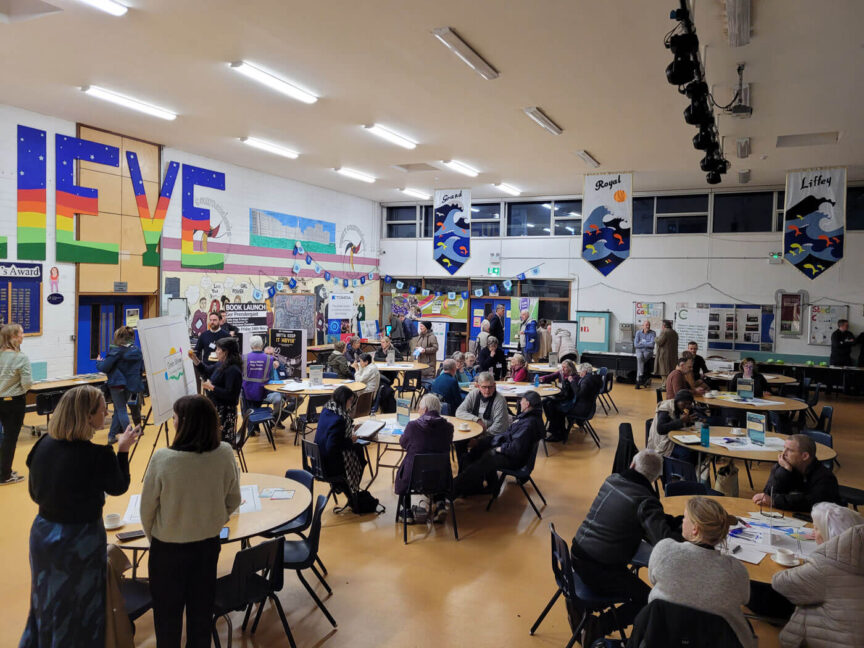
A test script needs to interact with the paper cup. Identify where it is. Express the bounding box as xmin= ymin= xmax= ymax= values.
xmin=105 ymin=513 xmax=121 ymax=528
